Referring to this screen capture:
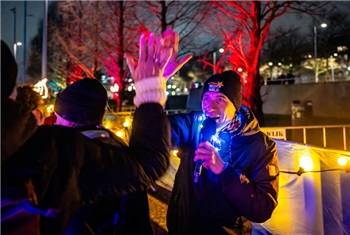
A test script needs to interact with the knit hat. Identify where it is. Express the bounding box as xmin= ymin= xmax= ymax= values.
xmin=54 ymin=78 xmax=107 ymax=125
xmin=1 ymin=40 xmax=18 ymax=98
xmin=202 ymin=70 xmax=242 ymax=110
